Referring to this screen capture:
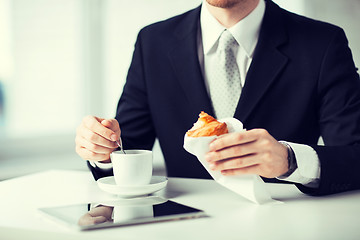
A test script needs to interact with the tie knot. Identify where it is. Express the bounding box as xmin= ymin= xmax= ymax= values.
xmin=218 ymin=30 xmax=238 ymax=51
